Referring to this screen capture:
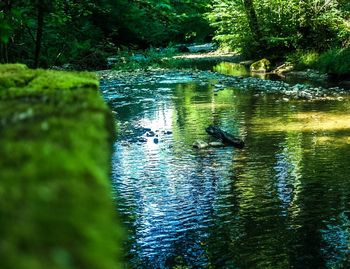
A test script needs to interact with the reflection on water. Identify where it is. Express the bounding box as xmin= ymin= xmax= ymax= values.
xmin=101 ymin=76 xmax=350 ymax=269
xmin=213 ymin=62 xmax=250 ymax=77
